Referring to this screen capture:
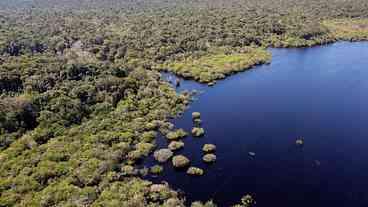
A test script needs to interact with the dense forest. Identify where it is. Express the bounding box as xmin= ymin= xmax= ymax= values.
xmin=1 ymin=0 xmax=368 ymax=206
